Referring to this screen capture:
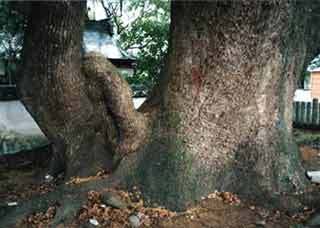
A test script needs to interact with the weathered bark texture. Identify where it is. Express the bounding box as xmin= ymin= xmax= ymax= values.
xmin=18 ymin=0 xmax=320 ymax=212
xmin=83 ymin=54 xmax=149 ymax=158
xmin=116 ymin=1 xmax=320 ymax=210
xmin=19 ymin=2 xmax=146 ymax=177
